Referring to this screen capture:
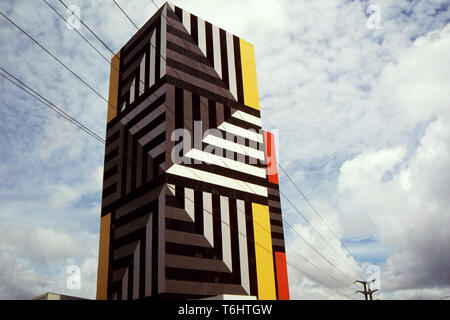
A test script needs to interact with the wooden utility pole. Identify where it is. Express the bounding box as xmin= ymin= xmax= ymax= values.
xmin=355 ymin=280 xmax=377 ymax=300
xmin=355 ymin=280 xmax=369 ymax=300
xmin=368 ymin=288 xmax=378 ymax=300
